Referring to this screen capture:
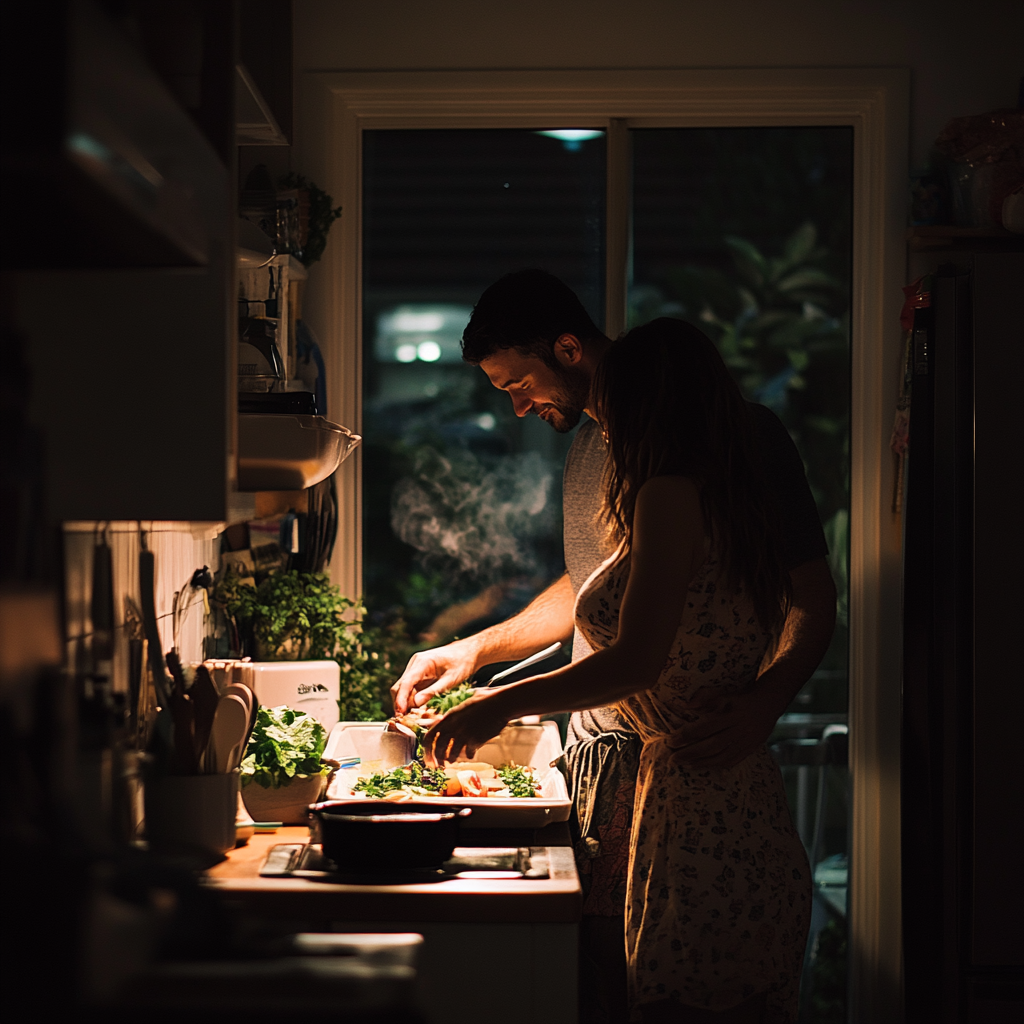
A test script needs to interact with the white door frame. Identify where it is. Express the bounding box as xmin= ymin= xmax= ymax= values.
xmin=297 ymin=67 xmax=909 ymax=1022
